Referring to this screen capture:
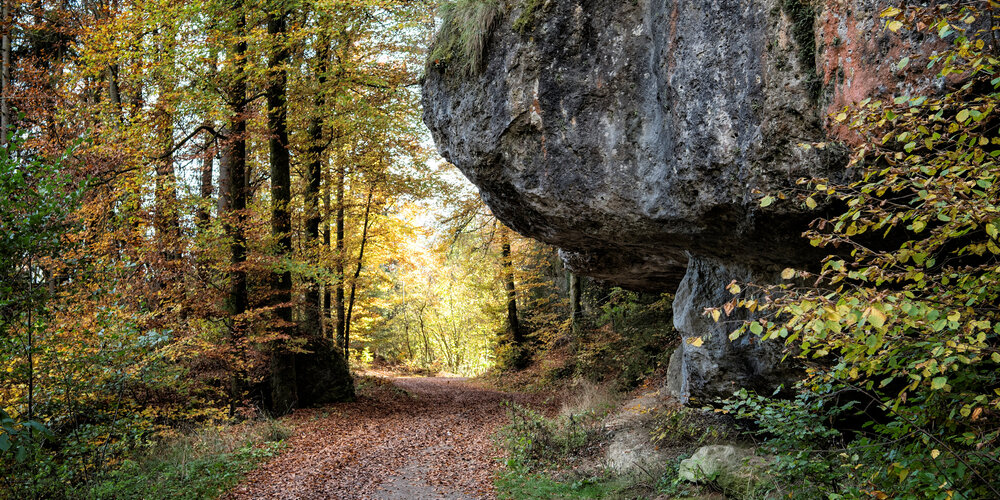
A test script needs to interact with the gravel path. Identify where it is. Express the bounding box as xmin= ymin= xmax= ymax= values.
xmin=226 ymin=375 xmax=548 ymax=500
